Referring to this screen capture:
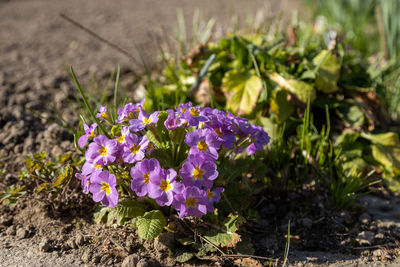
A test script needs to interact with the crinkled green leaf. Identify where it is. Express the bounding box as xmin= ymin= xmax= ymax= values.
xmin=222 ymin=69 xmax=262 ymax=115
xmin=270 ymin=89 xmax=295 ymax=122
xmin=268 ymin=72 xmax=316 ymax=104
xmin=313 ymin=50 xmax=340 ymax=93
xmin=116 ymin=200 xmax=146 ymax=219
xmin=174 ymin=249 xmax=195 ymax=263
xmin=361 ymin=132 xmax=399 ymax=147
xmin=371 ymin=144 xmax=400 ymax=175
xmin=136 ymin=210 xmax=166 ymax=241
